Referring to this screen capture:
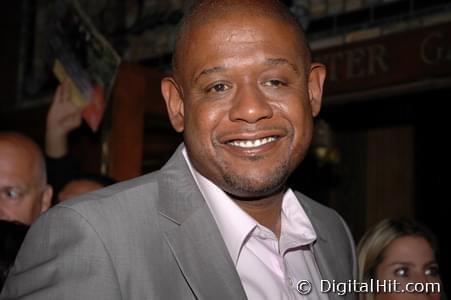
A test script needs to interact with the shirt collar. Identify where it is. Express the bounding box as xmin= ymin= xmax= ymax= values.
xmin=182 ymin=147 xmax=317 ymax=264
